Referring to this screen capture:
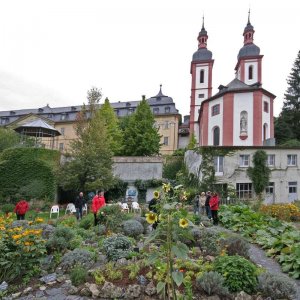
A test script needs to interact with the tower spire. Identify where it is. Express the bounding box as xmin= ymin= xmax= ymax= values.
xmin=247 ymin=8 xmax=251 ymax=25
xmin=243 ymin=10 xmax=254 ymax=45
xmin=198 ymin=15 xmax=208 ymax=49
xmin=202 ymin=14 xmax=205 ymax=29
